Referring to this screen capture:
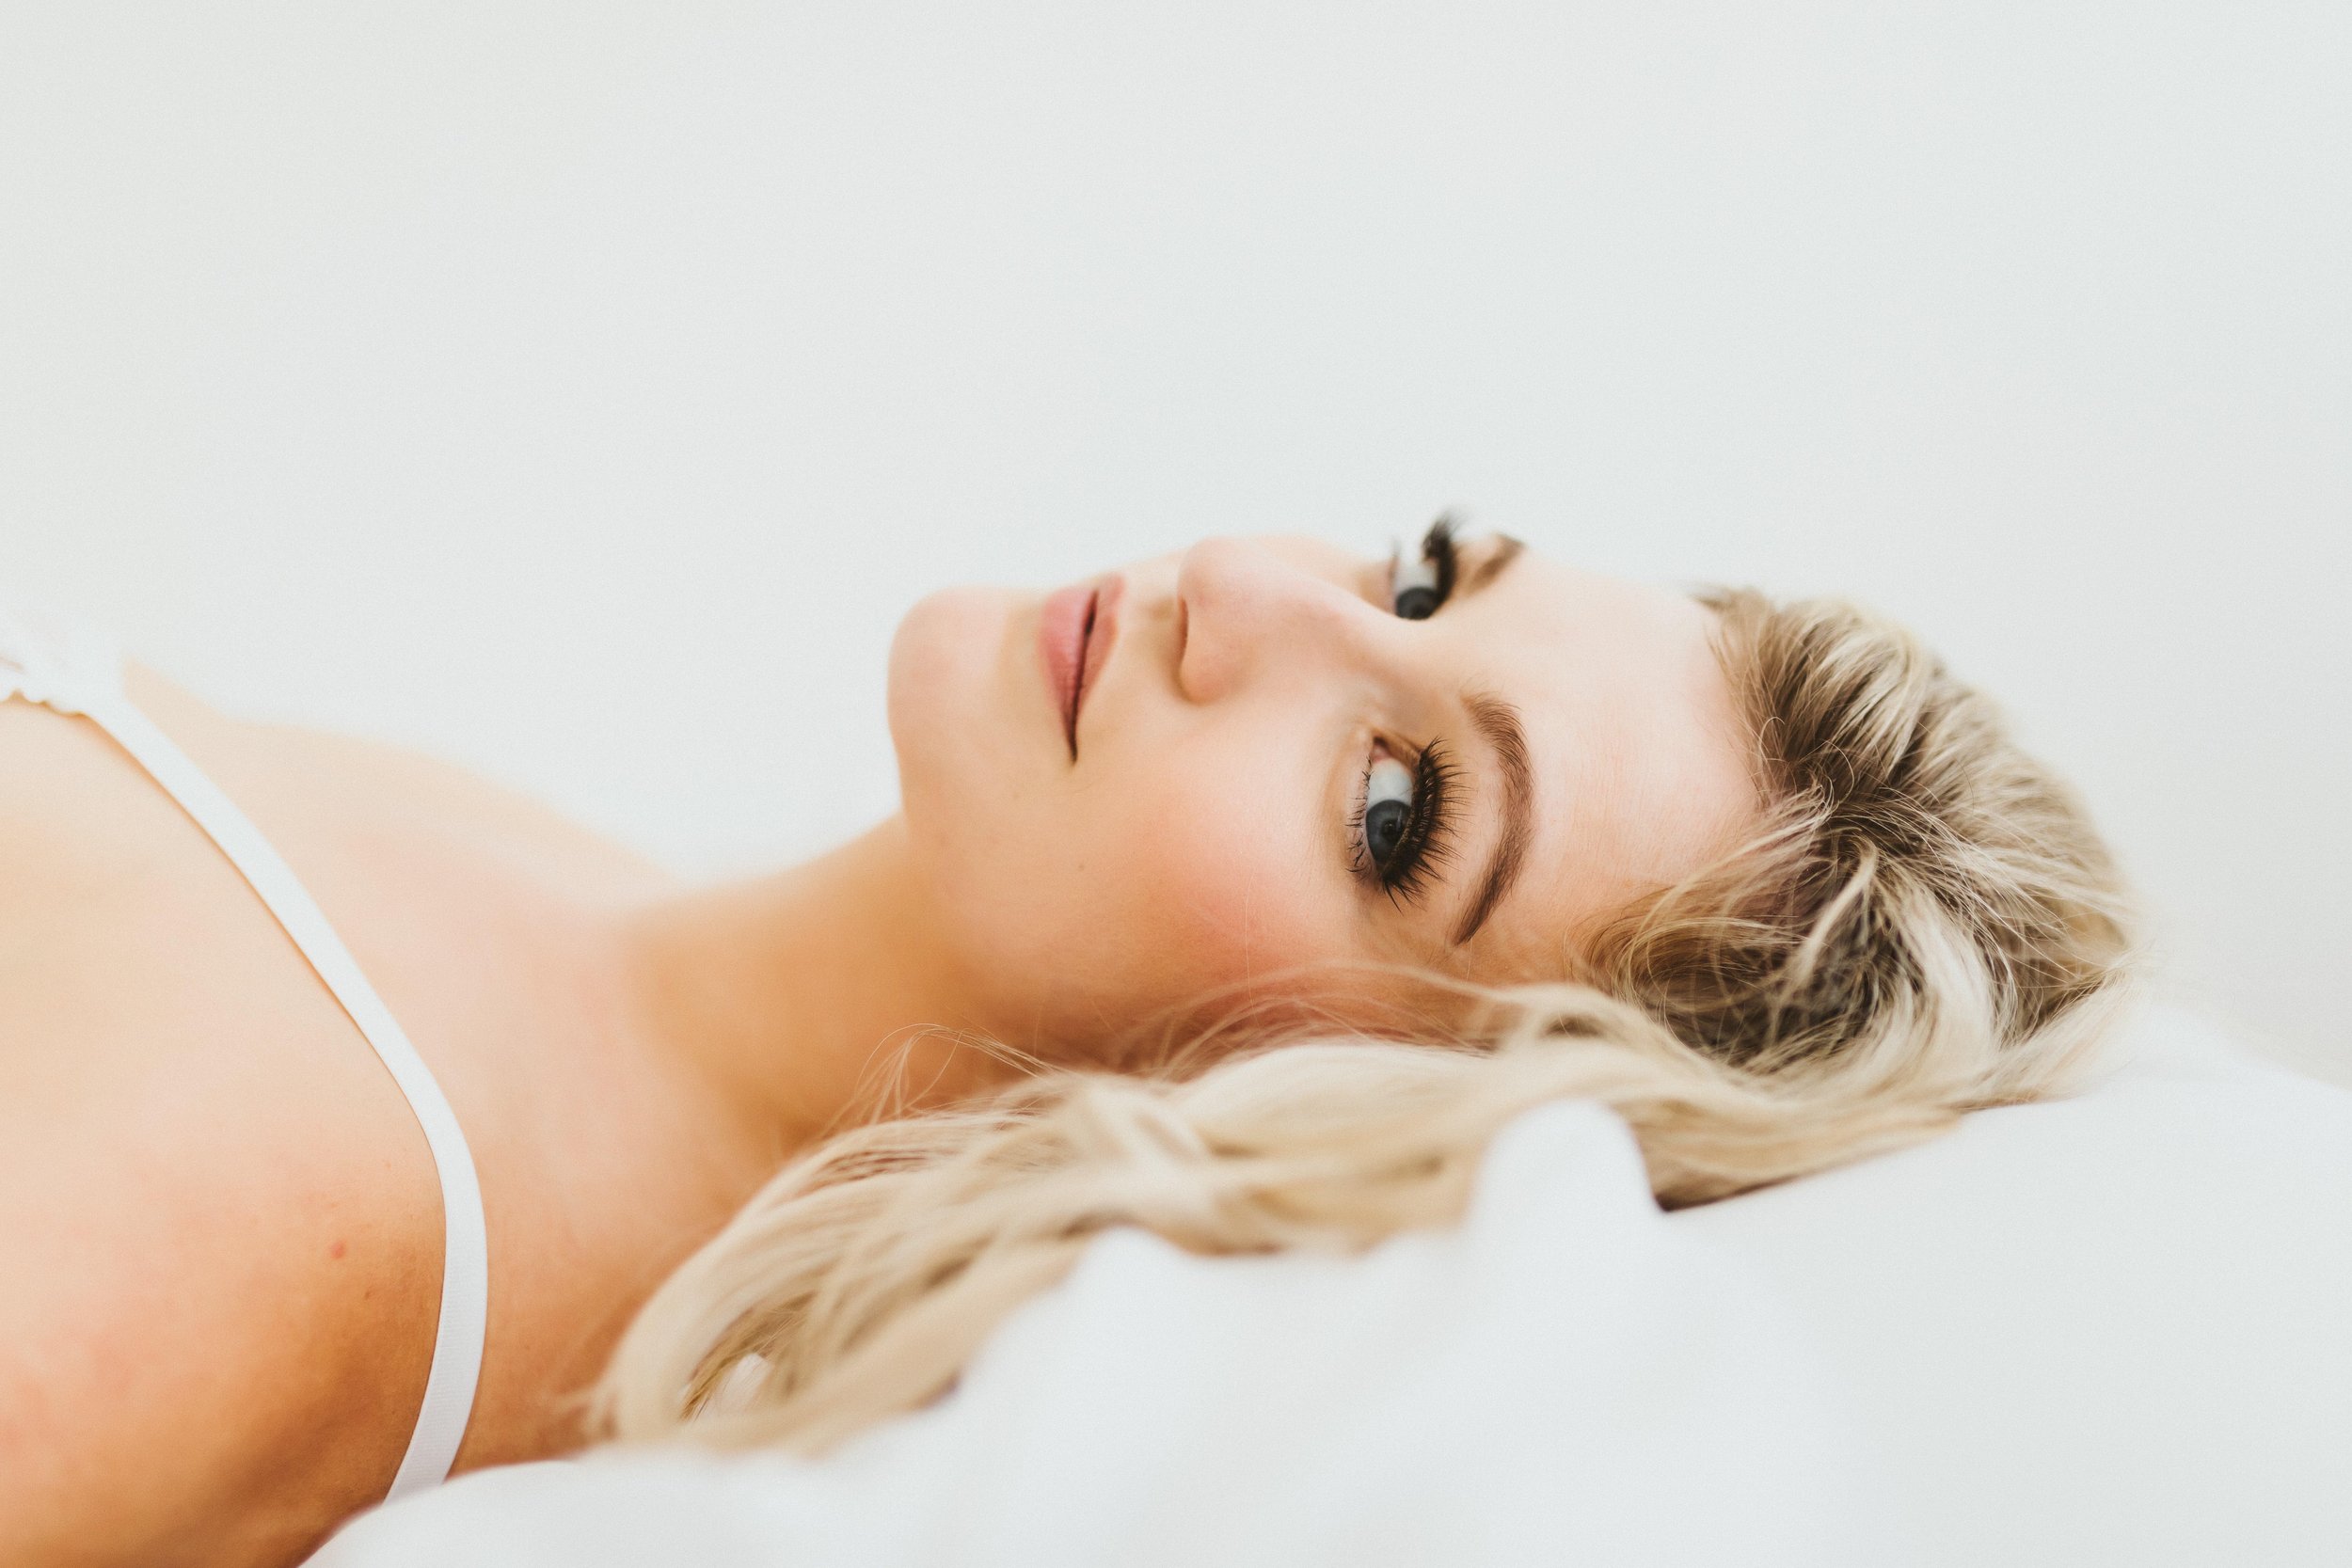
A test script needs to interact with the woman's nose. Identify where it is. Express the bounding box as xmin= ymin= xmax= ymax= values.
xmin=1174 ymin=535 xmax=1387 ymax=705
